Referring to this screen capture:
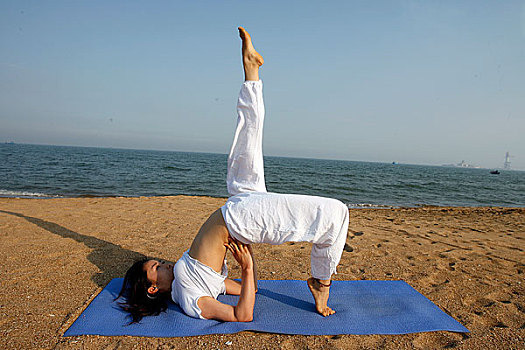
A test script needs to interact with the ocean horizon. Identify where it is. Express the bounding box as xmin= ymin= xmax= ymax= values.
xmin=1 ymin=143 xmax=524 ymax=208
